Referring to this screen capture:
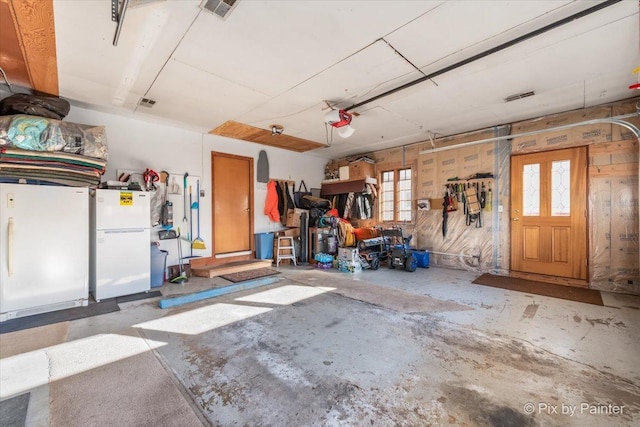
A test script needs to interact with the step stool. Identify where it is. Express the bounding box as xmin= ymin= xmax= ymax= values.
xmin=276 ymin=236 xmax=297 ymax=267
